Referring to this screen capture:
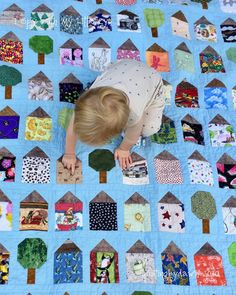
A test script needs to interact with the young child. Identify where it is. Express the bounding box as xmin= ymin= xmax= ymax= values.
xmin=62 ymin=59 xmax=164 ymax=174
